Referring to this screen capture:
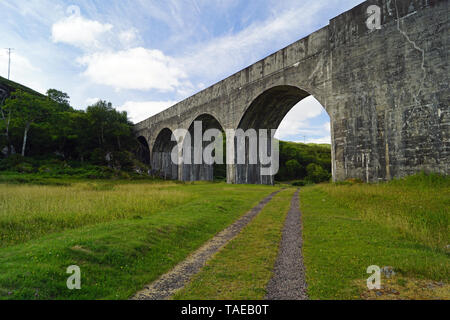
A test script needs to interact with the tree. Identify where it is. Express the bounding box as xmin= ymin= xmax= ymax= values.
xmin=46 ymin=89 xmax=70 ymax=110
xmin=306 ymin=163 xmax=331 ymax=183
xmin=285 ymin=159 xmax=302 ymax=180
xmin=4 ymin=90 xmax=54 ymax=156
xmin=0 ymin=94 xmax=12 ymax=156
xmin=86 ymin=101 xmax=114 ymax=148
